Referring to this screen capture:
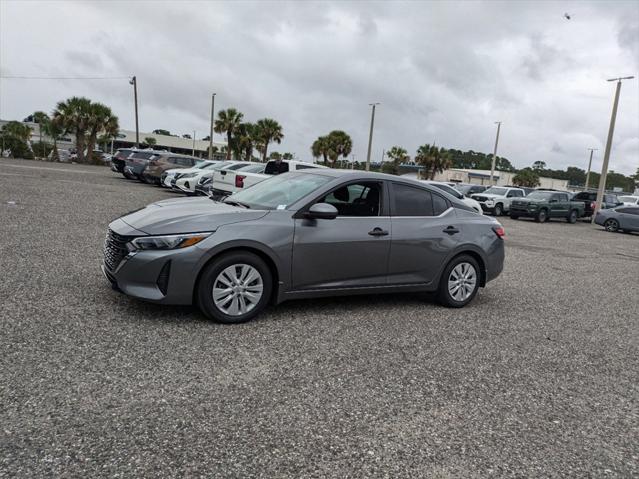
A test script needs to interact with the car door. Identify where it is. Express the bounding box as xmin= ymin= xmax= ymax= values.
xmin=619 ymin=207 xmax=639 ymax=230
xmin=292 ymin=181 xmax=391 ymax=290
xmin=550 ymin=193 xmax=569 ymax=217
xmin=387 ymin=183 xmax=459 ymax=285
